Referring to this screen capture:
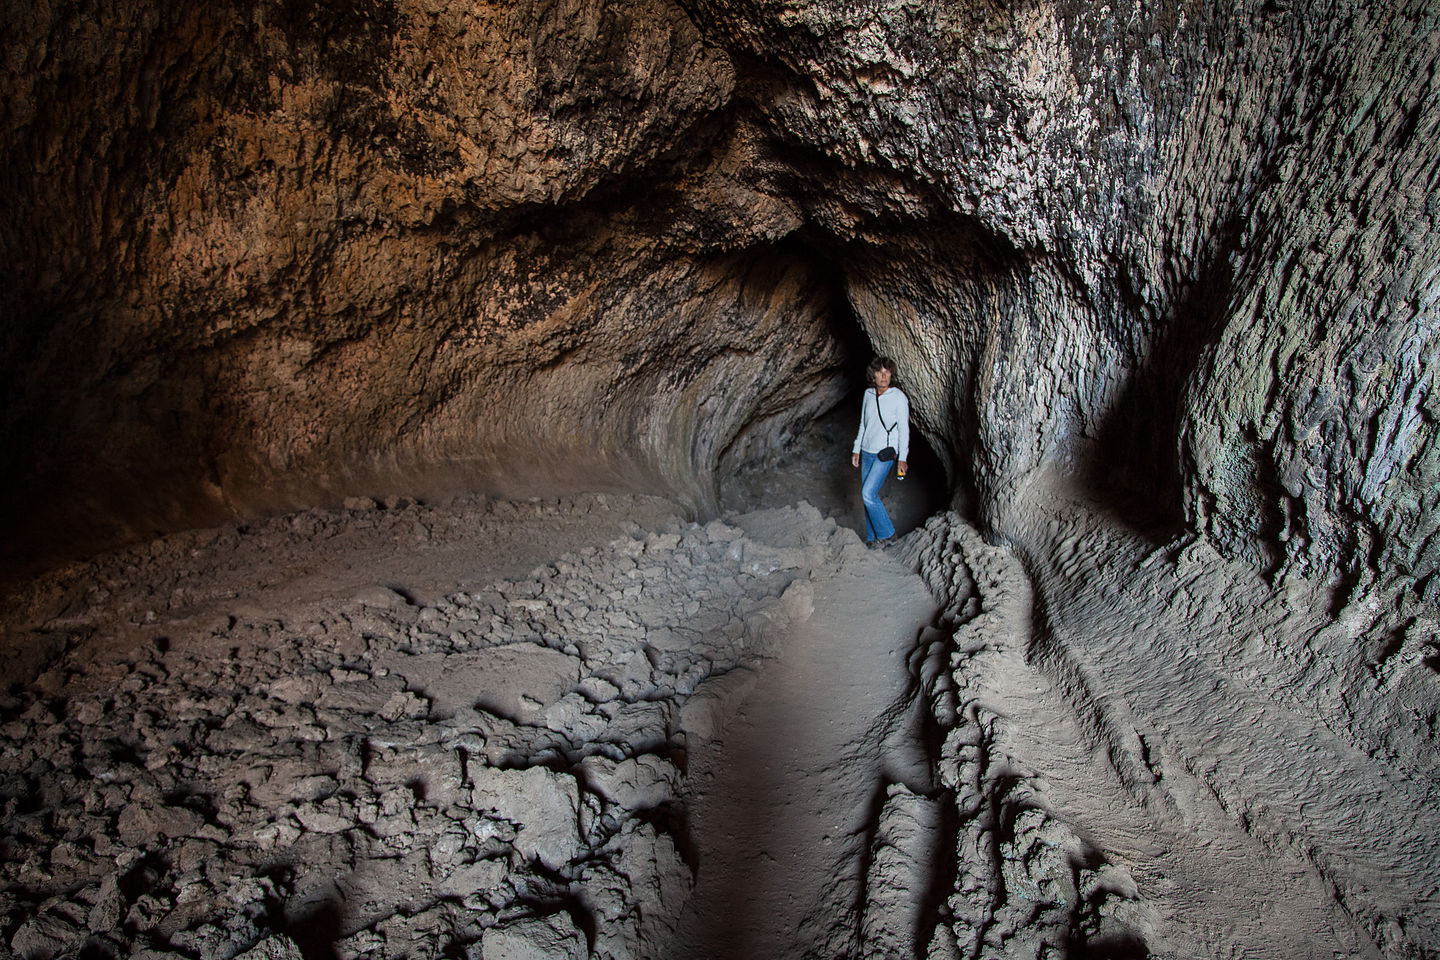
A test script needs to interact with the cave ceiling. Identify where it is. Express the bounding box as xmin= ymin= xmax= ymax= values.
xmin=1 ymin=0 xmax=1437 ymax=595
